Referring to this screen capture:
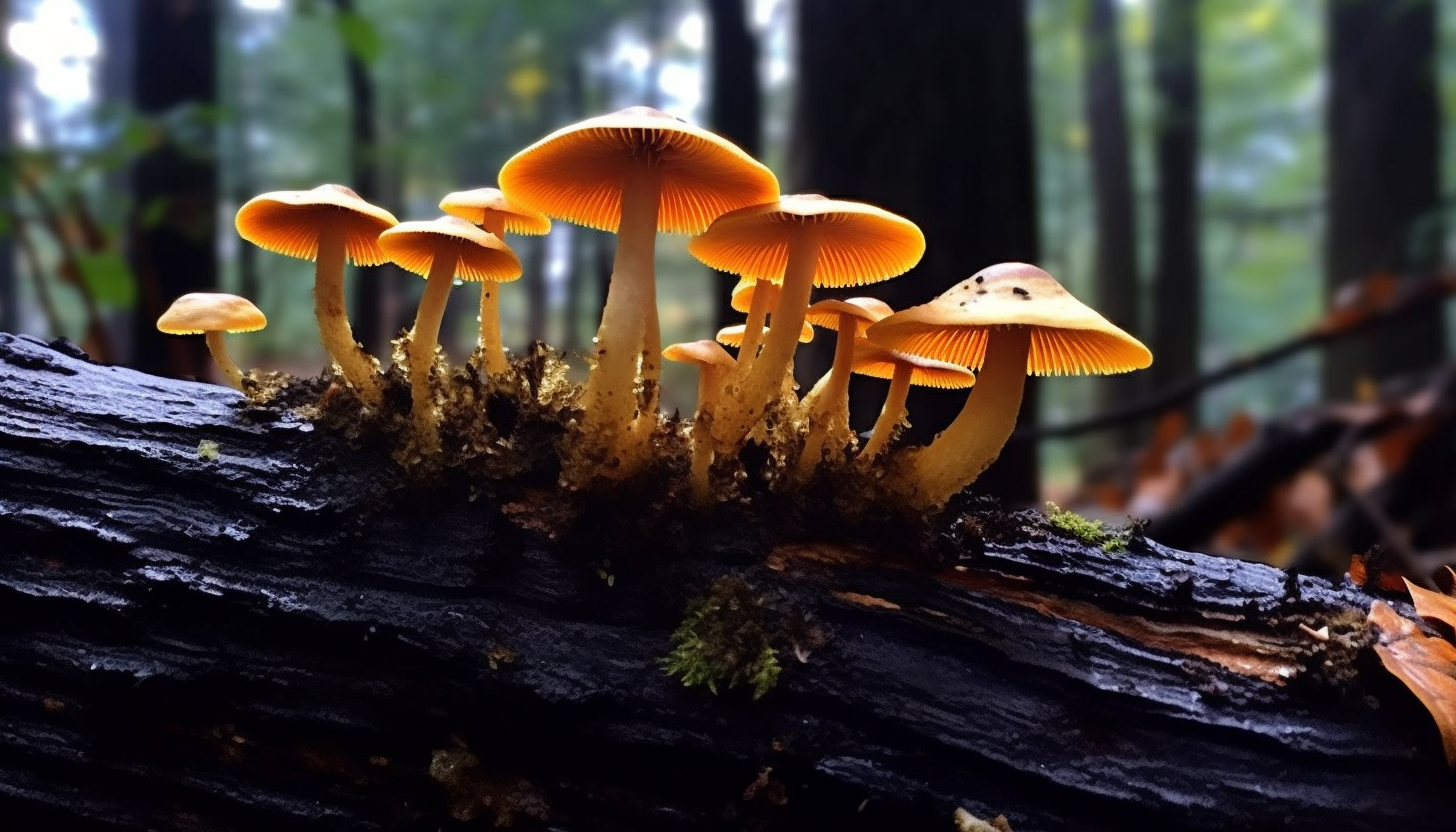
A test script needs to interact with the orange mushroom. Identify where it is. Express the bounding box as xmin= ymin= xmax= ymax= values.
xmin=439 ymin=187 xmax=552 ymax=376
xmin=662 ymin=339 xmax=738 ymax=504
xmin=847 ymin=339 xmax=974 ymax=461
xmin=235 ymin=184 xmax=397 ymax=407
xmin=726 ymin=276 xmax=783 ymax=371
xmin=795 ymin=297 xmax=895 ymax=475
xmin=155 ymin=293 xmax=267 ymax=391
